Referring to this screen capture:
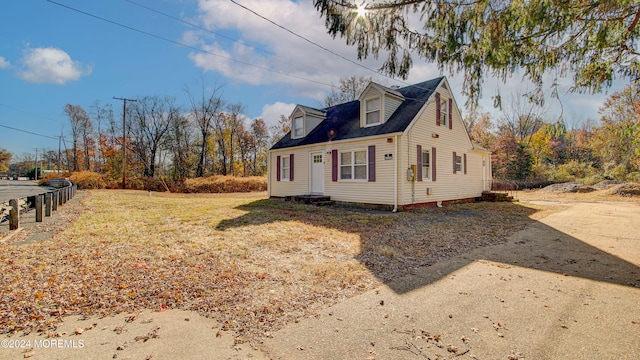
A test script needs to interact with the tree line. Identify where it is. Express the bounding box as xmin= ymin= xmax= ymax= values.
xmin=467 ymin=83 xmax=640 ymax=185
xmin=3 ymin=77 xmax=639 ymax=187
xmin=19 ymin=83 xmax=286 ymax=183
